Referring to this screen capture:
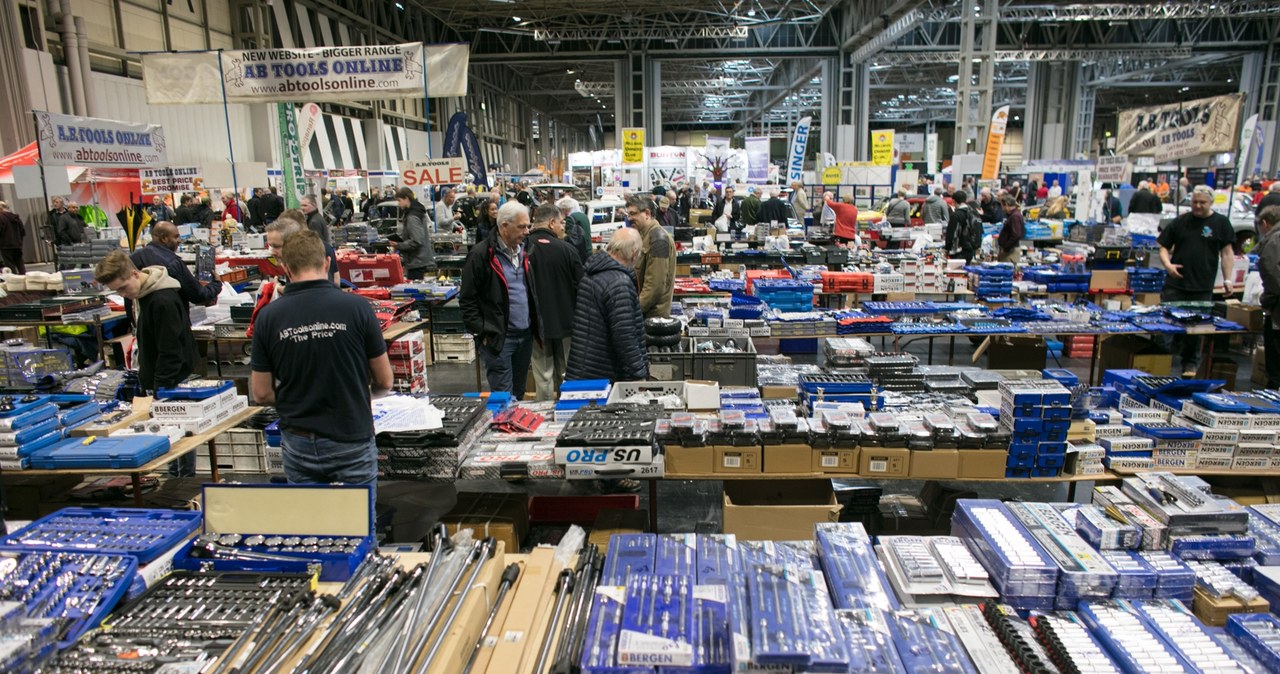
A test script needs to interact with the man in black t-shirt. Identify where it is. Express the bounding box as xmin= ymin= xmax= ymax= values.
xmin=1156 ymin=185 xmax=1236 ymax=377
xmin=250 ymin=230 xmax=393 ymax=493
